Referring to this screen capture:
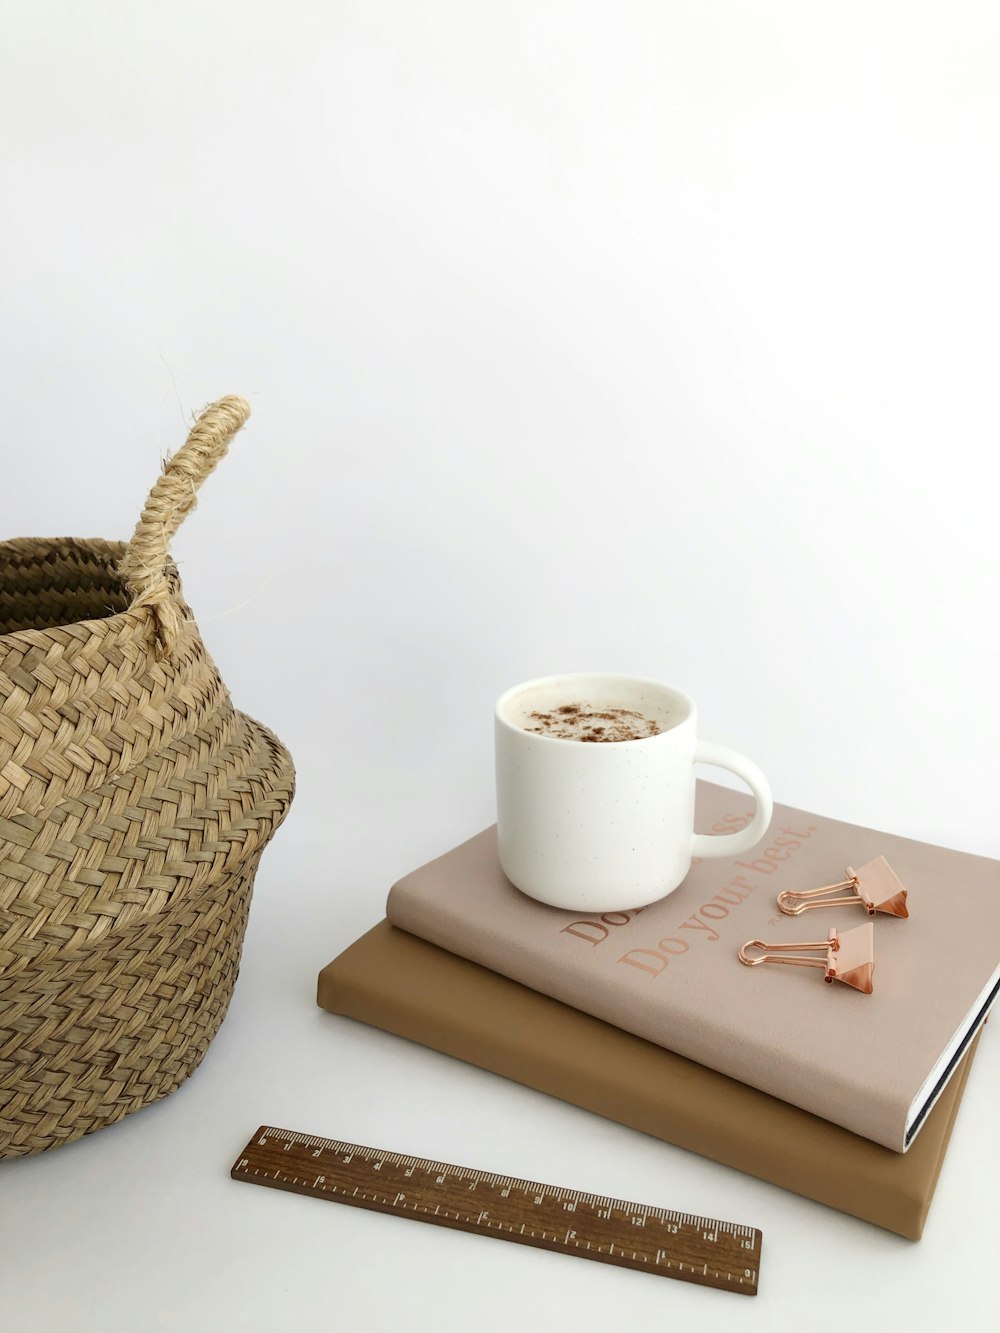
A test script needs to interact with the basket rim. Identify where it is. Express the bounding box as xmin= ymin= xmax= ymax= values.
xmin=0 ymin=535 xmax=156 ymax=652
